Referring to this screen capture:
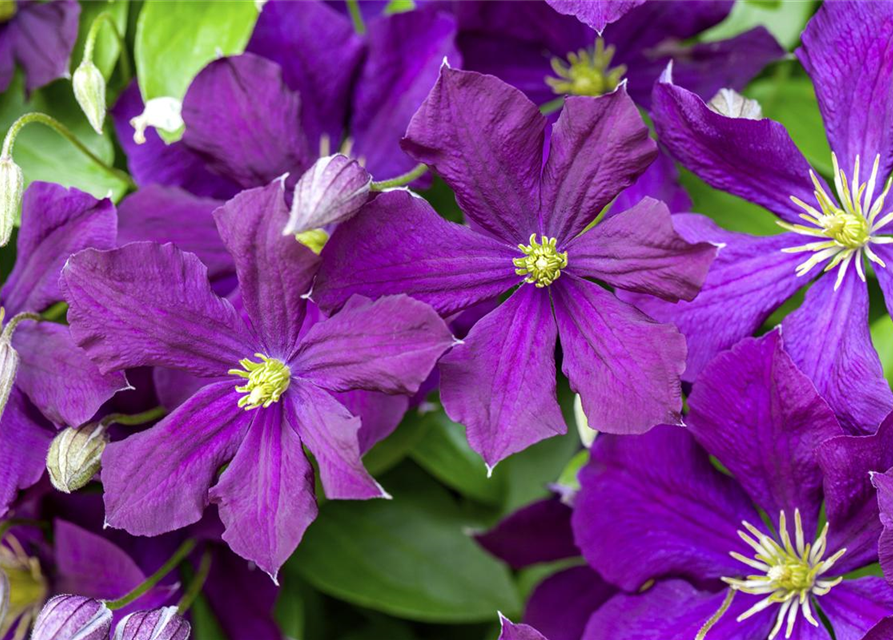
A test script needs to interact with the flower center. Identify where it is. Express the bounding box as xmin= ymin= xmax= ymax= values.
xmin=1 ymin=535 xmax=48 ymax=638
xmin=781 ymin=153 xmax=893 ymax=289
xmin=0 ymin=0 xmax=16 ymax=23
xmin=228 ymin=354 xmax=290 ymax=410
xmin=514 ymin=234 xmax=568 ymax=287
xmin=722 ymin=510 xmax=845 ymax=640
xmin=546 ymin=39 xmax=627 ymax=97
